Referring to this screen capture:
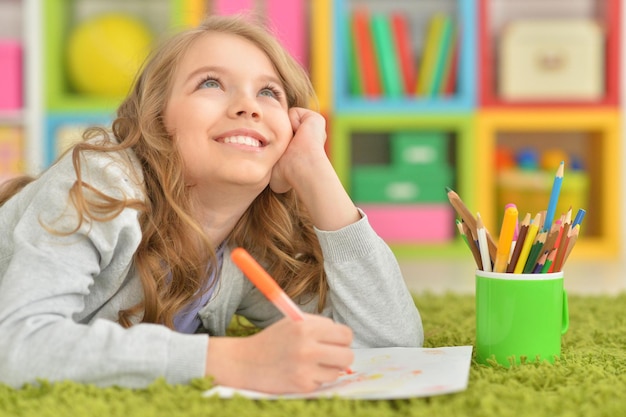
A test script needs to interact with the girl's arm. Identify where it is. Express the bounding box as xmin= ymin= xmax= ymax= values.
xmin=267 ymin=108 xmax=423 ymax=348
xmin=270 ymin=108 xmax=361 ymax=231
xmin=0 ymin=151 xmax=208 ymax=388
